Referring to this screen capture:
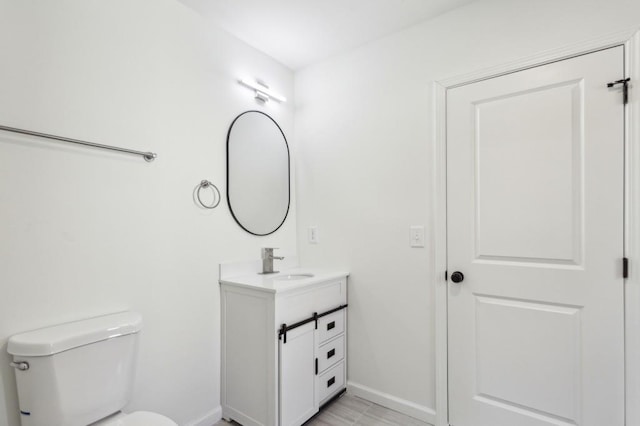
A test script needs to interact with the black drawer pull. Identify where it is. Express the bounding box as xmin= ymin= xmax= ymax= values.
xmin=327 ymin=348 xmax=335 ymax=359
xmin=327 ymin=376 xmax=335 ymax=387
xmin=327 ymin=321 xmax=335 ymax=331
